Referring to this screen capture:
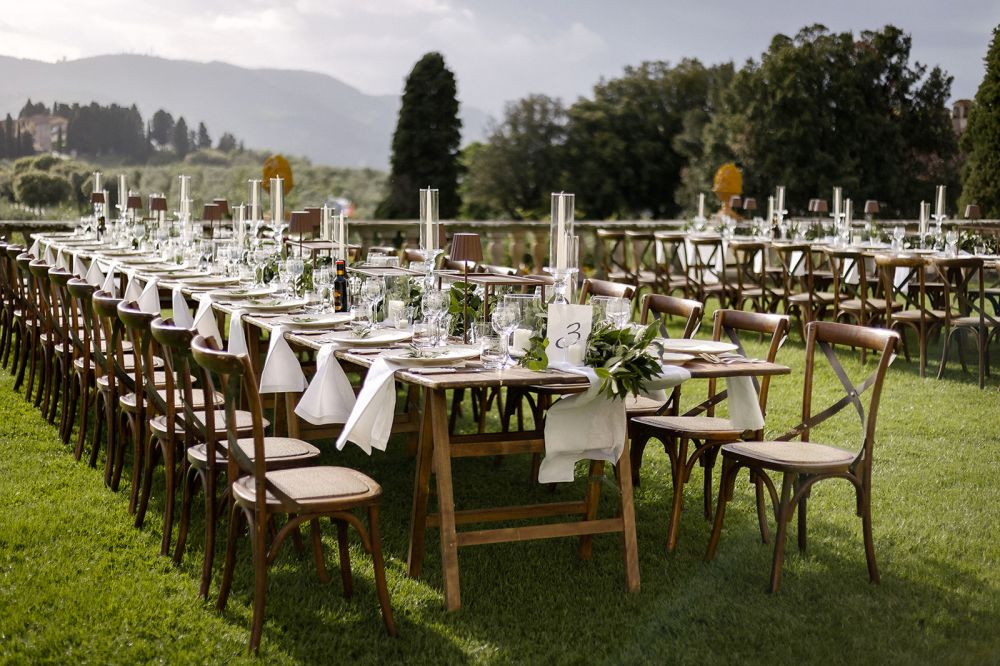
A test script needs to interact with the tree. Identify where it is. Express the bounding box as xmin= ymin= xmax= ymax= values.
xmin=376 ymin=52 xmax=462 ymax=219
xmin=216 ymin=132 xmax=237 ymax=152
xmin=19 ymin=99 xmax=48 ymax=118
xmin=172 ymin=117 xmax=190 ymax=158
xmin=703 ymin=25 xmax=957 ymax=216
xmin=13 ymin=170 xmax=71 ymax=209
xmin=960 ymin=25 xmax=1000 ymax=217
xmin=196 ymin=122 xmax=211 ymax=149
xmin=150 ymin=109 xmax=174 ymax=146
xmin=460 ymin=94 xmax=567 ymax=219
